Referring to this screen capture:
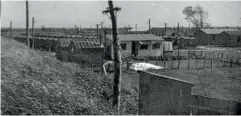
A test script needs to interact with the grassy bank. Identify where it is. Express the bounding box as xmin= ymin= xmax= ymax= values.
xmin=1 ymin=37 xmax=116 ymax=115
